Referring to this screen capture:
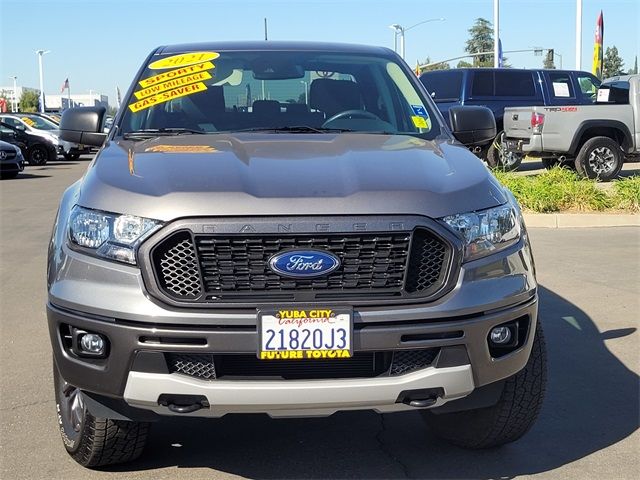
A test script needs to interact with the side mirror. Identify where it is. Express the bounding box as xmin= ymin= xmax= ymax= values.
xmin=449 ymin=106 xmax=496 ymax=146
xmin=59 ymin=106 xmax=107 ymax=147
